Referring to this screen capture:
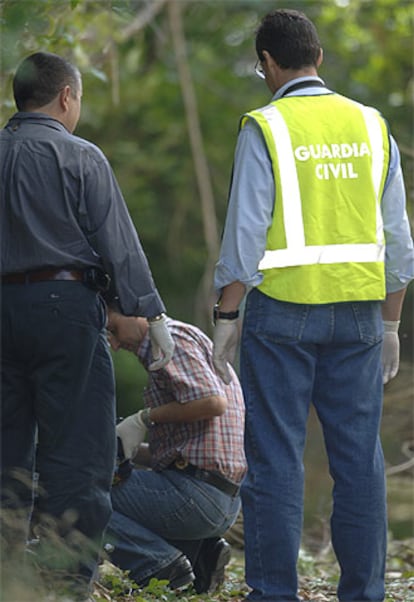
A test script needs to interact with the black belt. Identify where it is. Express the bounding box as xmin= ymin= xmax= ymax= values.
xmin=2 ymin=267 xmax=110 ymax=292
xmin=169 ymin=460 xmax=240 ymax=497
xmin=2 ymin=268 xmax=84 ymax=285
